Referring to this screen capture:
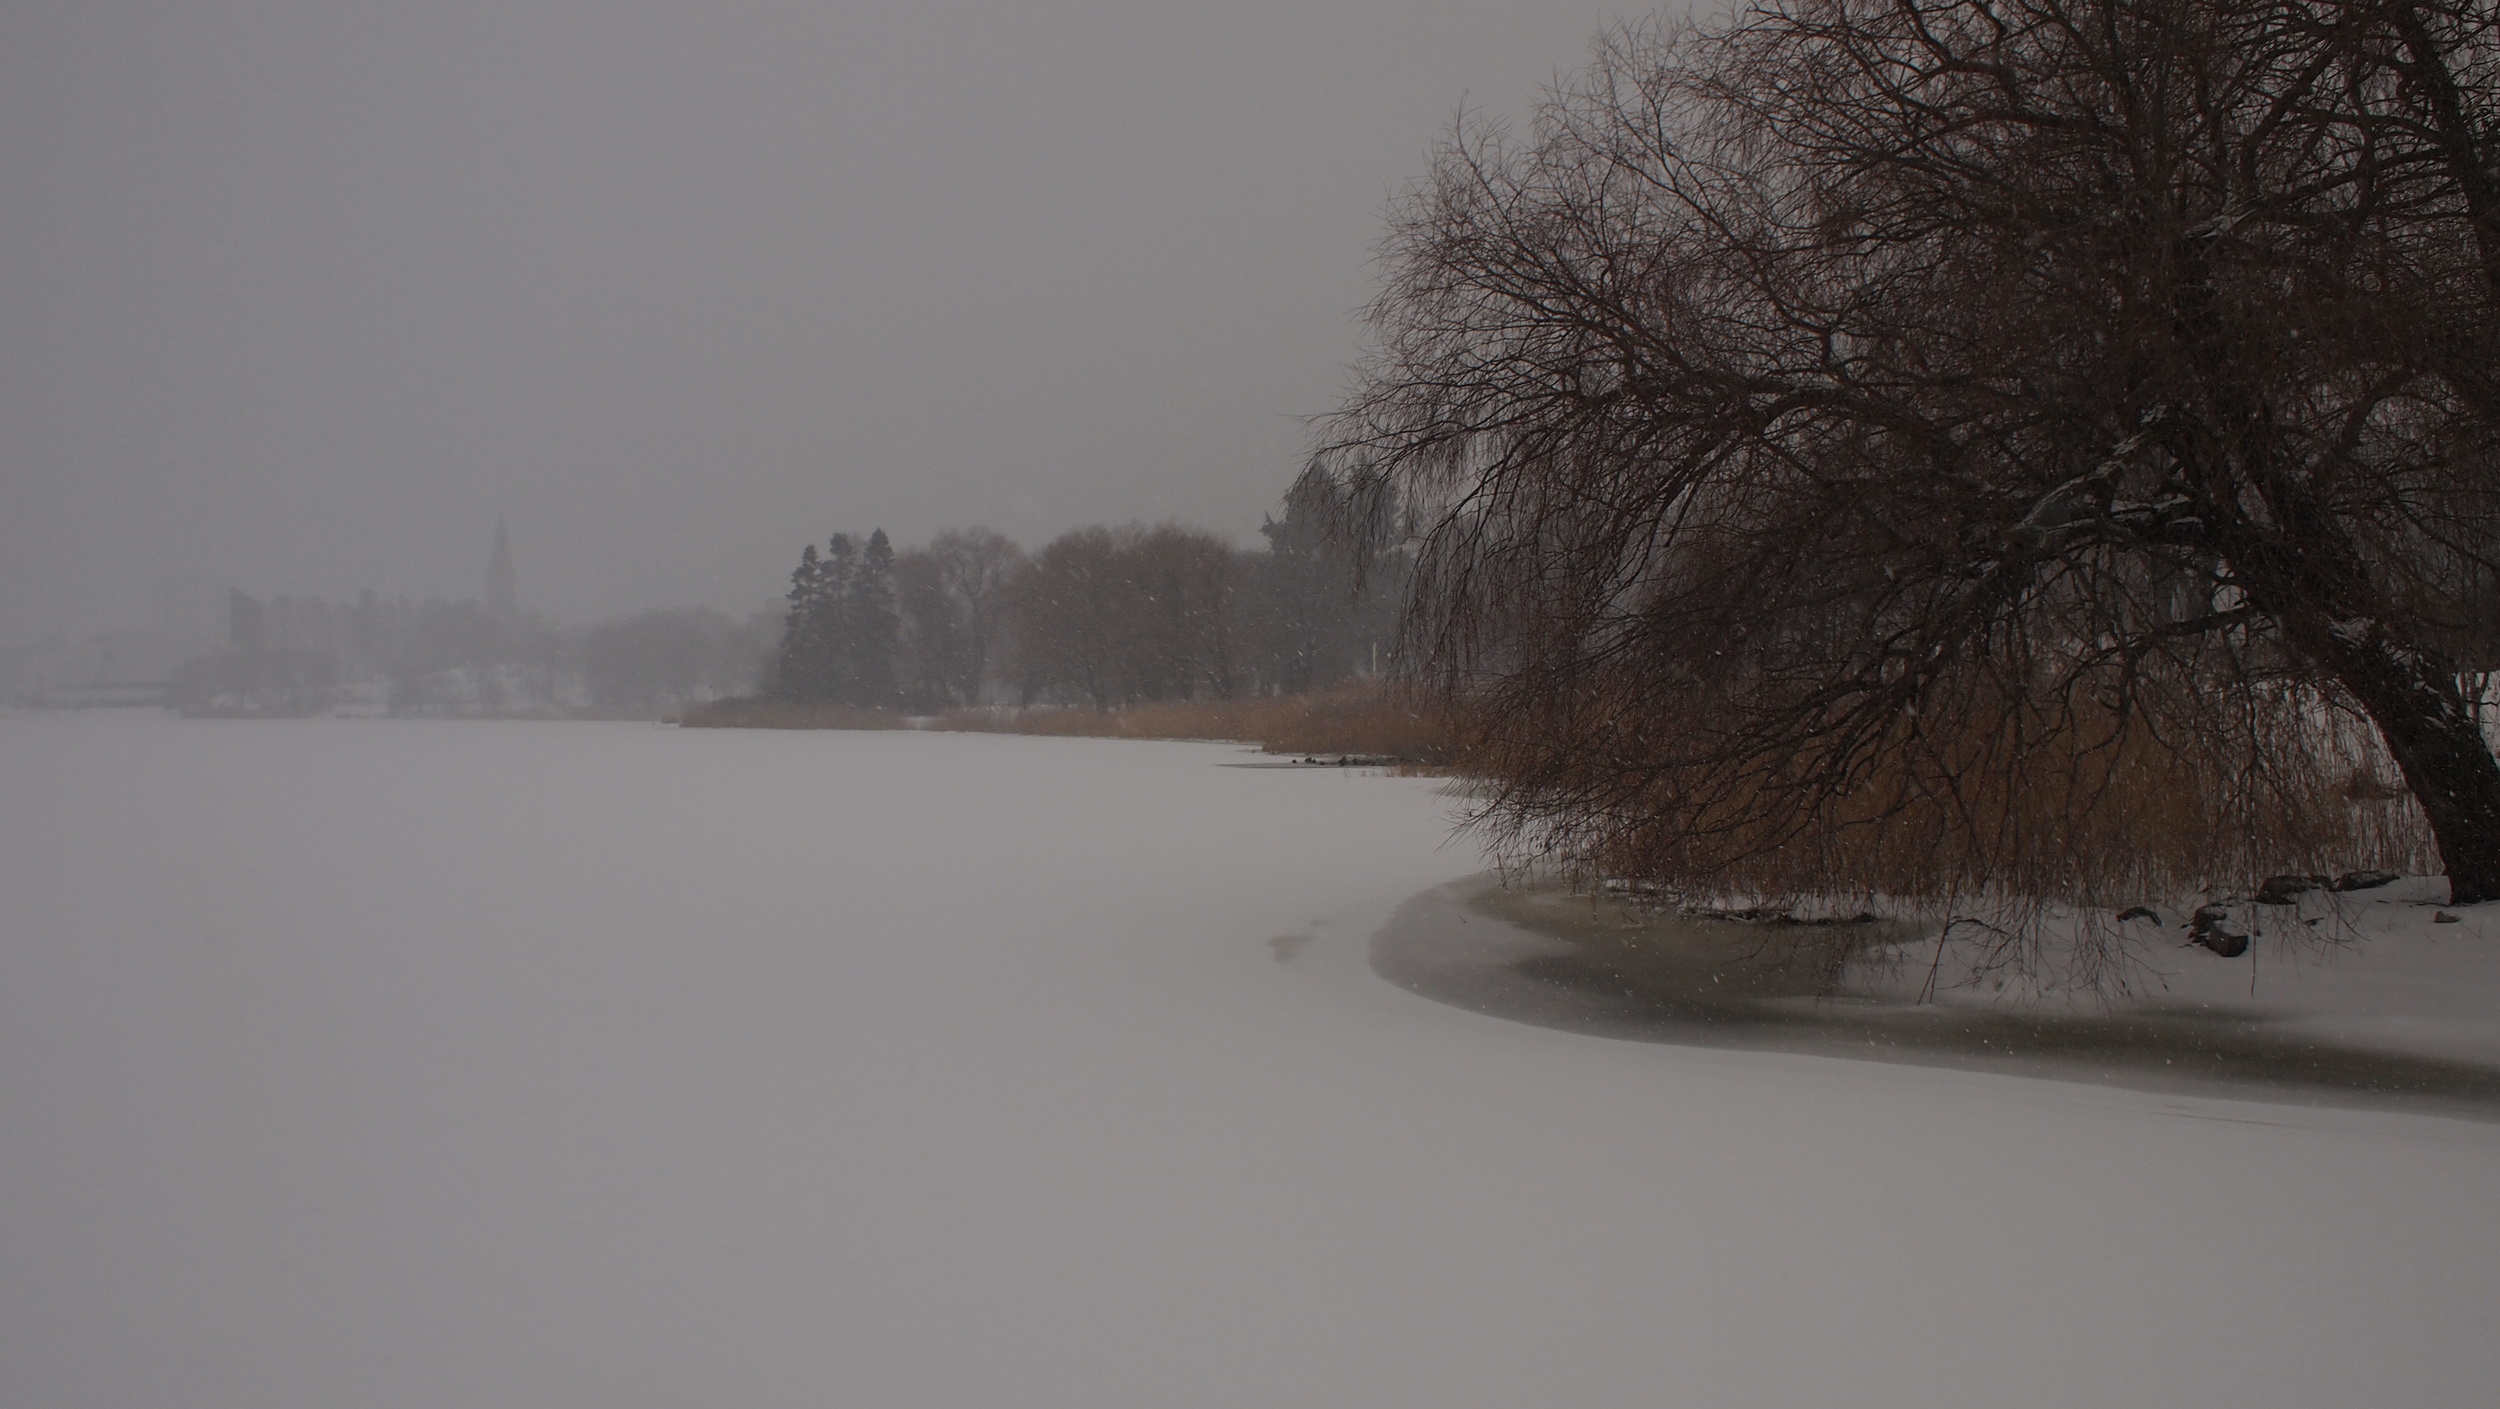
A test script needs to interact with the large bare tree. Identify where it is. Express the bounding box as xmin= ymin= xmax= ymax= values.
xmin=1327 ymin=0 xmax=2500 ymax=903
